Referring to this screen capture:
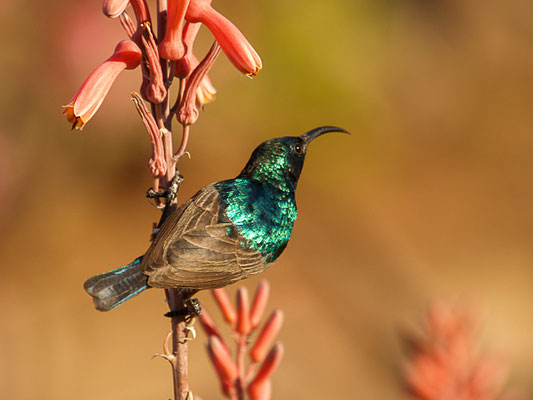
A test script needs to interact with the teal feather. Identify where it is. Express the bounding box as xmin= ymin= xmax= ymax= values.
xmin=84 ymin=257 xmax=148 ymax=311
xmin=216 ymin=178 xmax=296 ymax=262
